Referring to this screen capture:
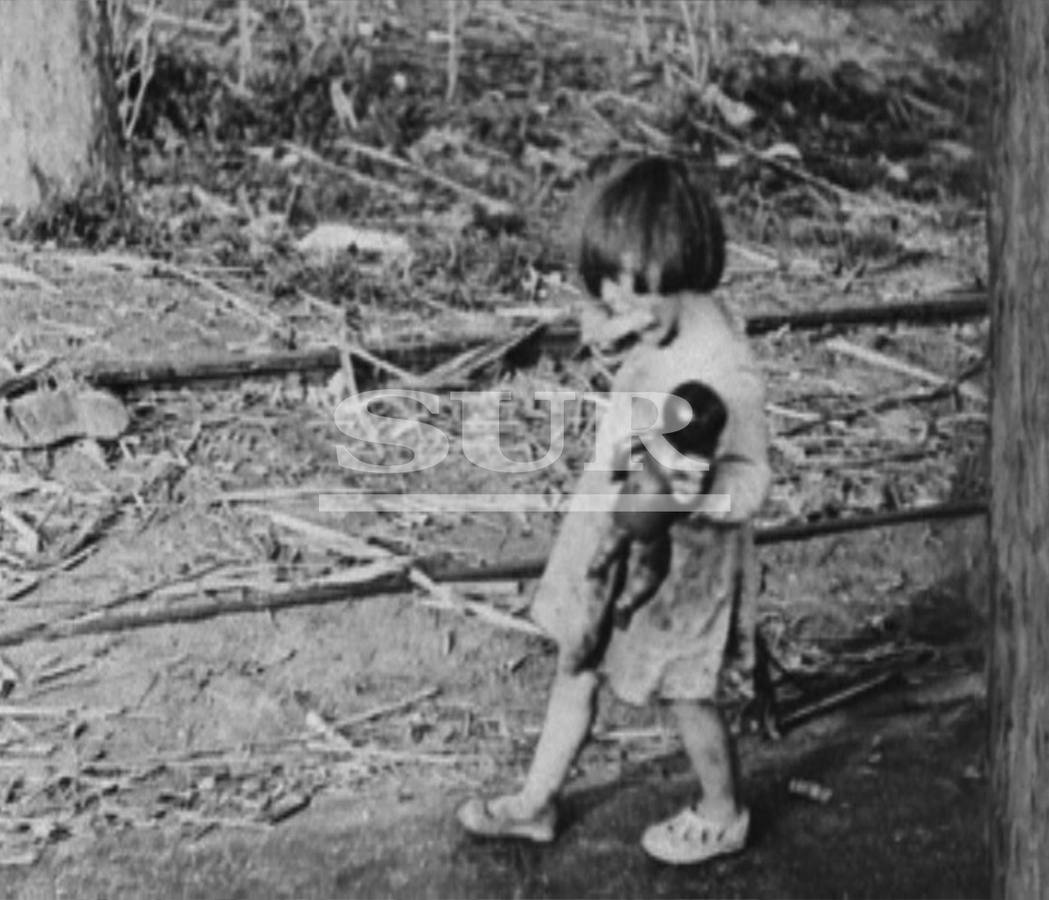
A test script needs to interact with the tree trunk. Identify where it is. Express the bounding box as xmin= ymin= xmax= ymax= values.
xmin=0 ymin=0 xmax=119 ymax=211
xmin=988 ymin=0 xmax=1049 ymax=897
